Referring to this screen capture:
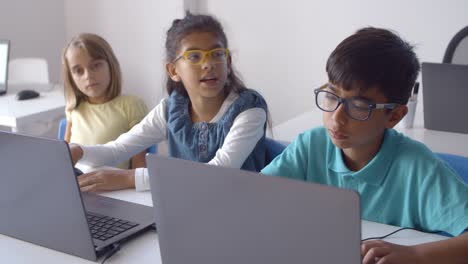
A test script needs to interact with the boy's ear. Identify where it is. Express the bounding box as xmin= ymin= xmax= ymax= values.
xmin=166 ymin=63 xmax=181 ymax=82
xmin=386 ymin=105 xmax=408 ymax=128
